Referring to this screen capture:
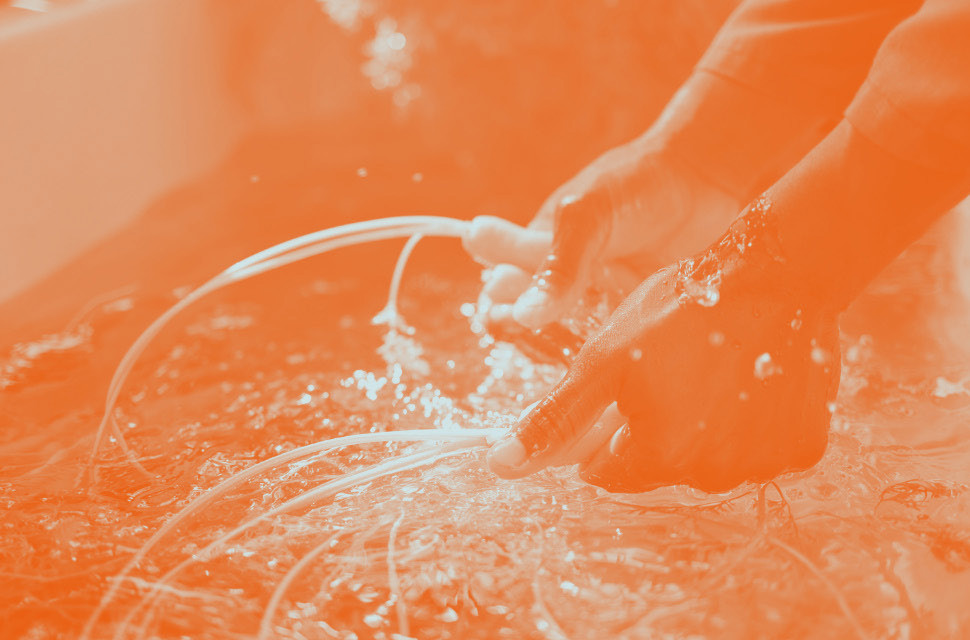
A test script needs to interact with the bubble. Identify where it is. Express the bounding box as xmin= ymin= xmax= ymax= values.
xmin=754 ymin=352 xmax=783 ymax=380
xmin=560 ymin=580 xmax=580 ymax=596
xmin=708 ymin=331 xmax=726 ymax=347
xmin=629 ymin=348 xmax=643 ymax=361
xmin=356 ymin=167 xmax=369 ymax=178
xmin=845 ymin=334 xmax=873 ymax=364
xmin=387 ymin=32 xmax=407 ymax=51
xmin=932 ymin=376 xmax=967 ymax=398
xmin=811 ymin=346 xmax=829 ymax=364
